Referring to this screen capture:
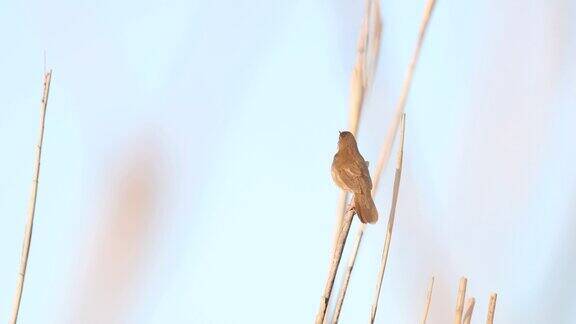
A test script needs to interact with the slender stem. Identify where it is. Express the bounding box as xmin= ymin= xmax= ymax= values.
xmin=453 ymin=277 xmax=468 ymax=324
xmin=331 ymin=191 xmax=350 ymax=259
xmin=372 ymin=0 xmax=436 ymax=192
xmin=368 ymin=114 xmax=406 ymax=324
xmin=330 ymin=220 xmax=366 ymax=324
xmin=420 ymin=276 xmax=435 ymax=324
xmin=463 ymin=297 xmax=476 ymax=324
xmin=10 ymin=70 xmax=53 ymax=324
xmin=315 ymin=211 xmax=355 ymax=324
xmin=486 ymin=293 xmax=497 ymax=324
xmin=331 ymin=224 xmax=365 ymax=324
